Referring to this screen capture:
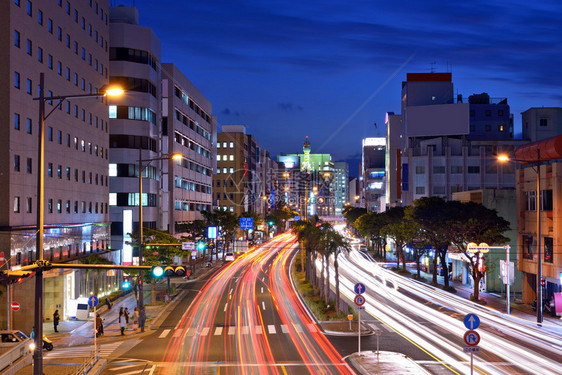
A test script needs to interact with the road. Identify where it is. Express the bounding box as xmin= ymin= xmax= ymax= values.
xmin=322 ymin=227 xmax=562 ymax=375
xmin=101 ymin=233 xmax=353 ymax=374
